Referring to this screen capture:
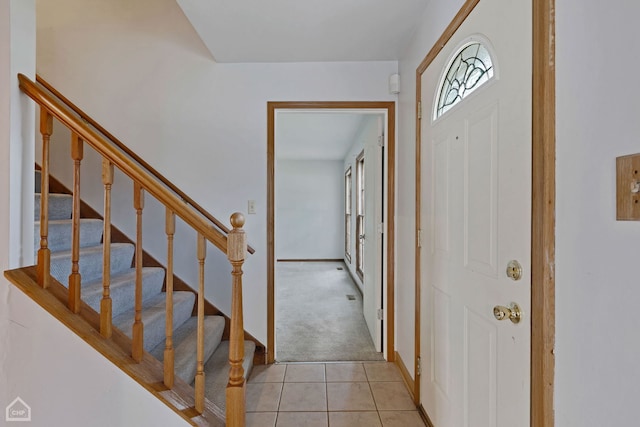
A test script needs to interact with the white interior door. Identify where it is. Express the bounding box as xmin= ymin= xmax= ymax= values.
xmin=362 ymin=116 xmax=384 ymax=352
xmin=419 ymin=0 xmax=532 ymax=426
